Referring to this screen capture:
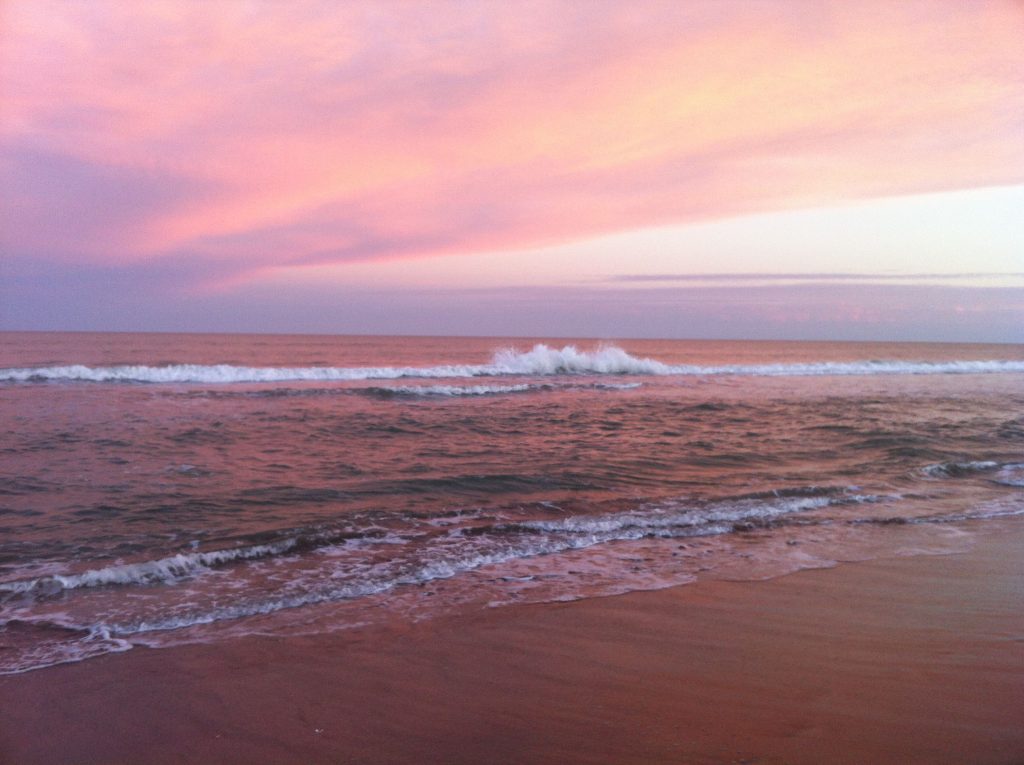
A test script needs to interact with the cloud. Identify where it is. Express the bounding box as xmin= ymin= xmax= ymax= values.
xmin=610 ymin=272 xmax=1024 ymax=284
xmin=0 ymin=143 xmax=214 ymax=257
xmin=4 ymin=254 xmax=1021 ymax=344
xmin=2 ymin=0 xmax=1022 ymax=285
